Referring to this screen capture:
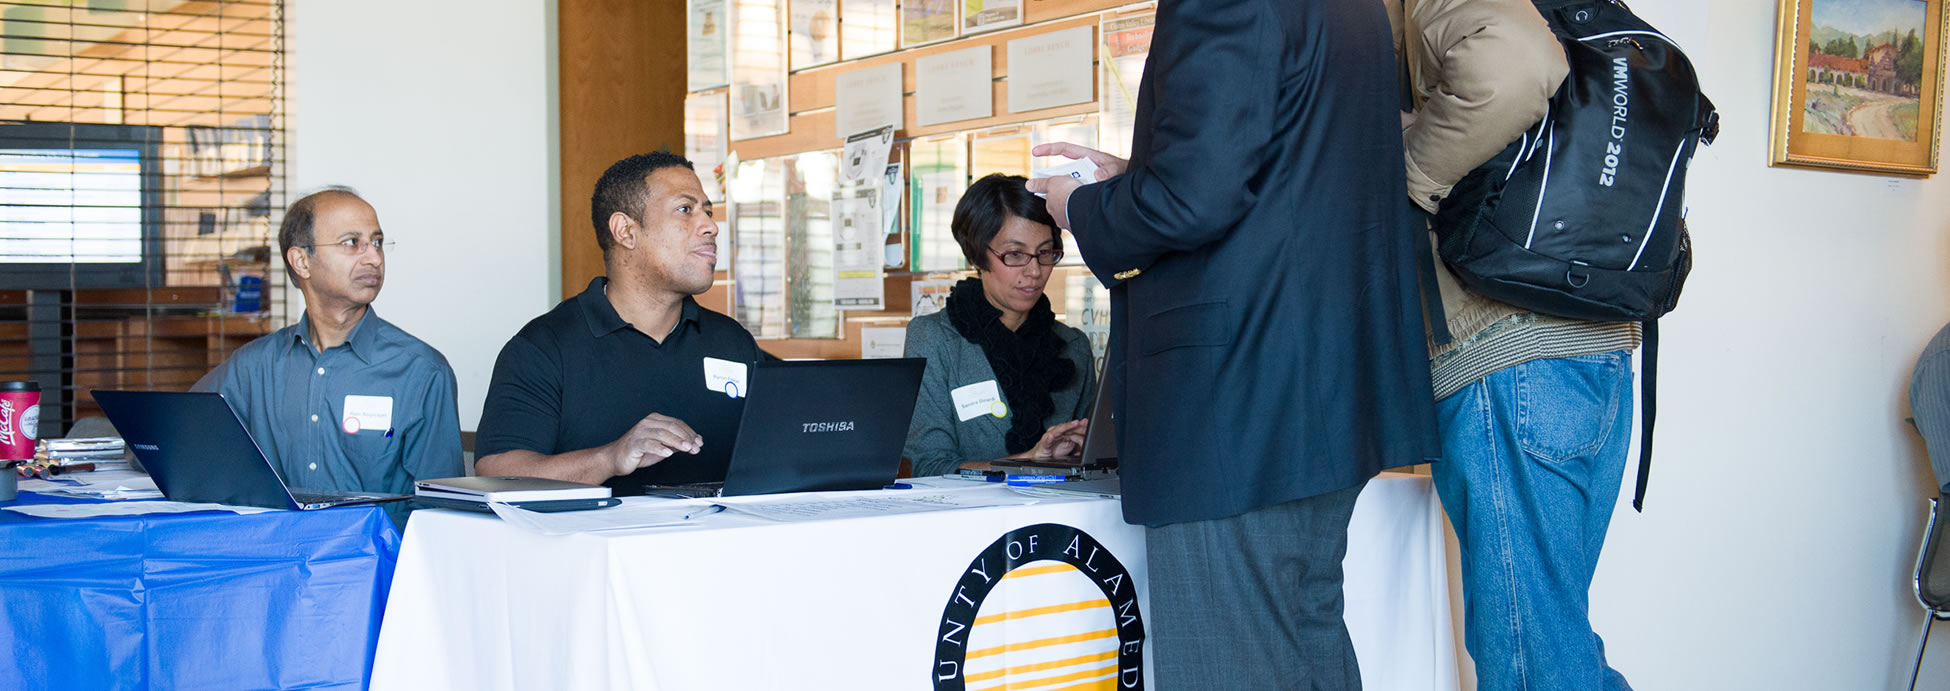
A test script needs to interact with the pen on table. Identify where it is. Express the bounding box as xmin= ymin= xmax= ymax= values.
xmin=883 ymin=482 xmax=913 ymax=490
xmin=684 ymin=504 xmax=725 ymax=520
